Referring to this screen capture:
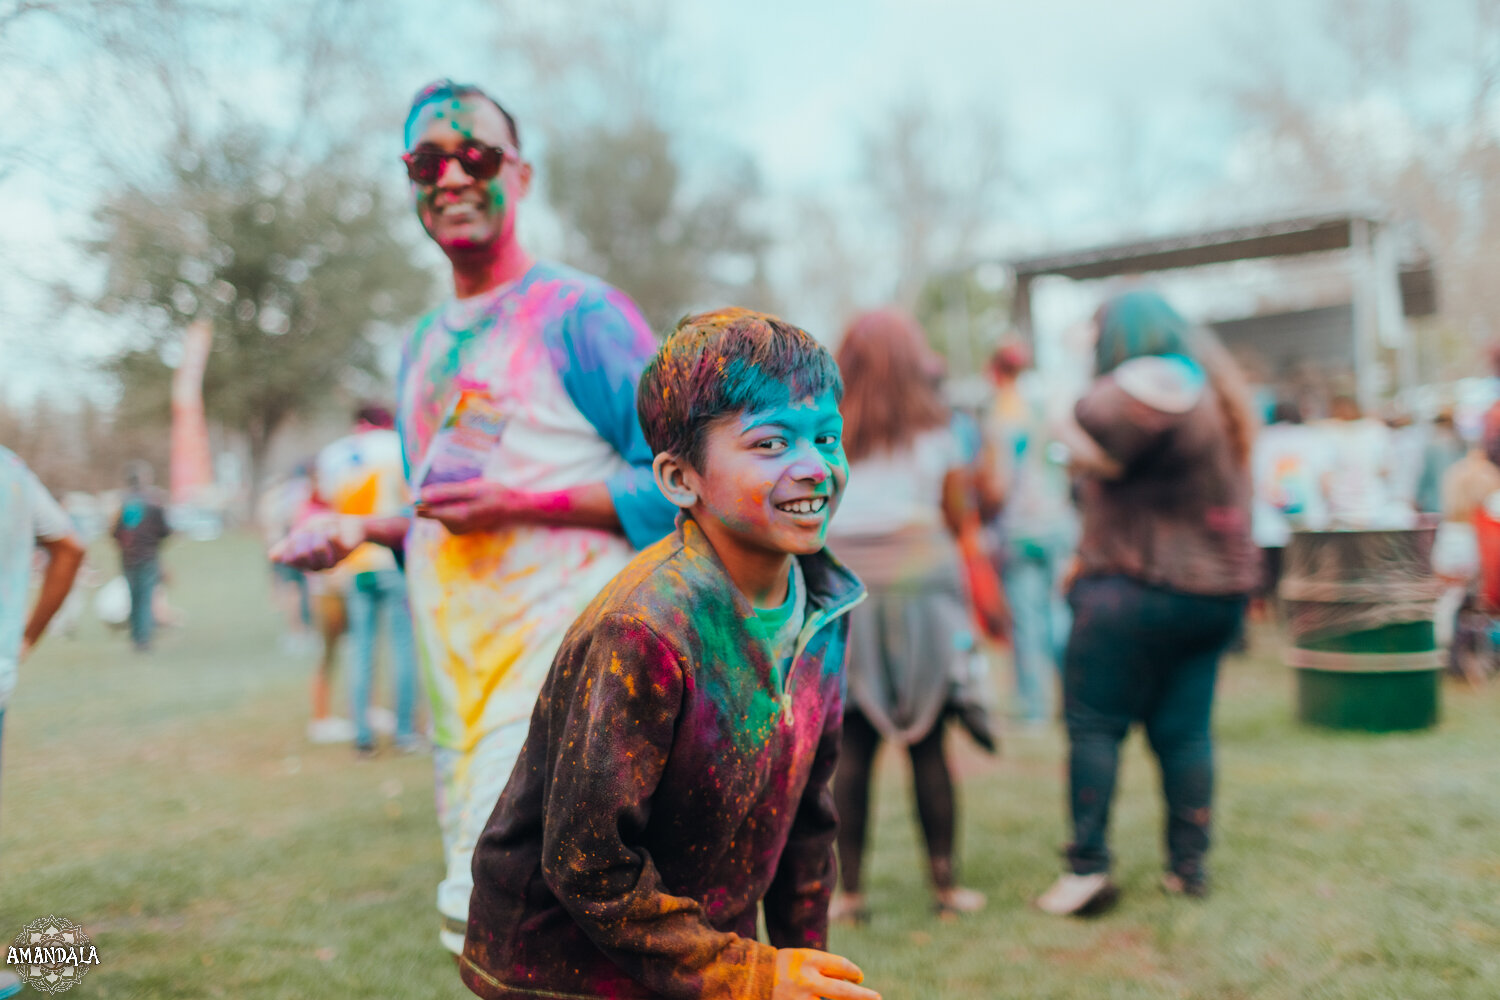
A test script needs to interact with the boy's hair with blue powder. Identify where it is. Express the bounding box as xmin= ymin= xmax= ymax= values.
xmin=404 ymin=78 xmax=520 ymax=149
xmin=637 ymin=308 xmax=843 ymax=473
